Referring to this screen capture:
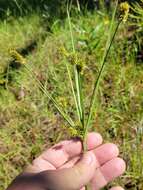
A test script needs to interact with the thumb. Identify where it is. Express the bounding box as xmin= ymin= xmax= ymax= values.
xmin=40 ymin=151 xmax=97 ymax=190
